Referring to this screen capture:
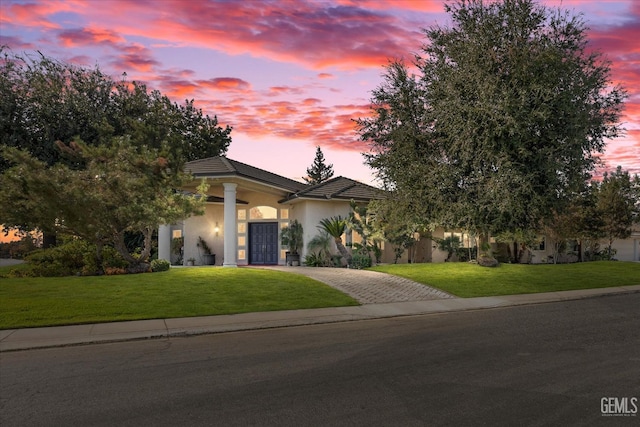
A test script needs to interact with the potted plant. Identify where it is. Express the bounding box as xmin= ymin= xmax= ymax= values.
xmin=281 ymin=220 xmax=303 ymax=266
xmin=197 ymin=236 xmax=216 ymax=265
